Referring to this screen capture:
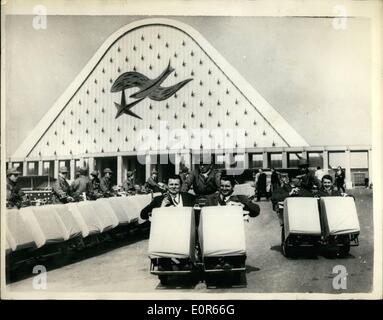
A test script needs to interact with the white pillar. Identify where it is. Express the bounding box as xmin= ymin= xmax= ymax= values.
xmin=88 ymin=157 xmax=95 ymax=172
xmin=323 ymin=150 xmax=329 ymax=173
xmin=244 ymin=152 xmax=249 ymax=170
xmin=344 ymin=150 xmax=352 ymax=189
xmin=23 ymin=160 xmax=27 ymax=176
xmin=262 ymin=152 xmax=268 ymax=169
xmin=70 ymin=159 xmax=75 ymax=181
xmin=282 ymin=151 xmax=288 ymax=169
xmin=145 ymin=154 xmax=151 ymax=181
xmin=117 ymin=155 xmax=123 ymax=186
xmin=122 ymin=157 xmax=128 ymax=182
xmin=175 ymin=153 xmax=181 ymax=174
xmin=38 ymin=160 xmax=43 ymax=175
xmin=224 ymin=153 xmax=232 ymax=170
xmin=54 ymin=159 xmax=59 ymax=179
